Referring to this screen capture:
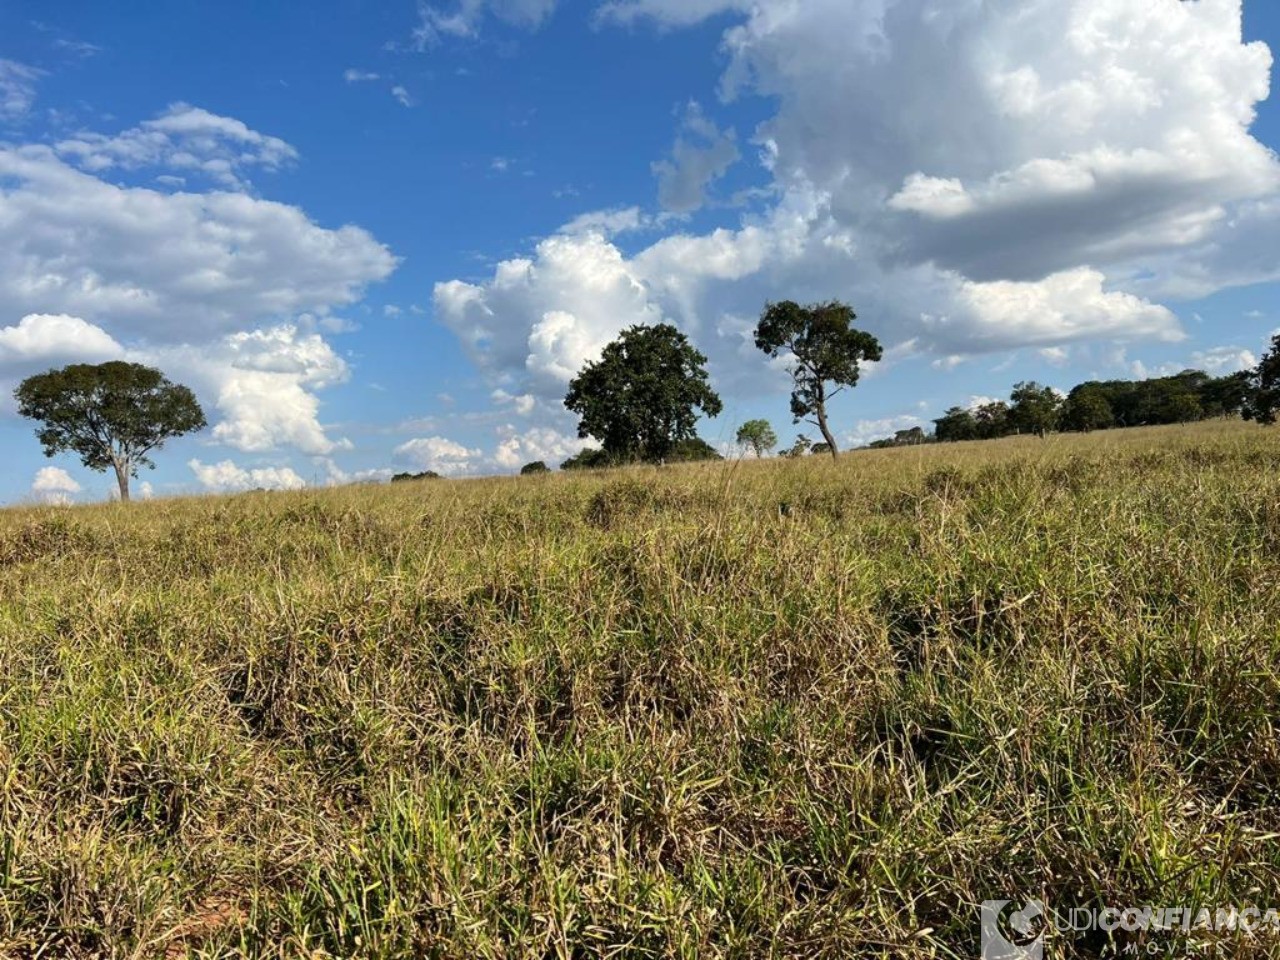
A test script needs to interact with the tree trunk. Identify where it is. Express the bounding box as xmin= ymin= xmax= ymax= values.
xmin=815 ymin=403 xmax=839 ymax=459
xmin=112 ymin=458 xmax=130 ymax=503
